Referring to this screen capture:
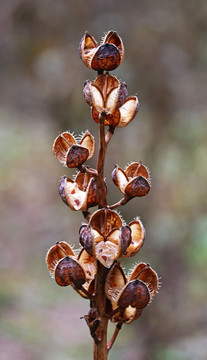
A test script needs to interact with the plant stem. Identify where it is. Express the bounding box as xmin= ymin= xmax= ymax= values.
xmin=93 ymin=115 xmax=111 ymax=359
xmin=93 ymin=262 xmax=109 ymax=360
xmin=107 ymin=322 xmax=123 ymax=352
xmin=96 ymin=115 xmax=108 ymax=208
